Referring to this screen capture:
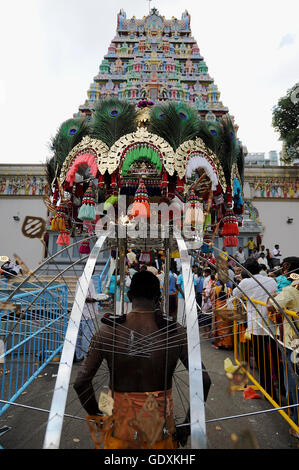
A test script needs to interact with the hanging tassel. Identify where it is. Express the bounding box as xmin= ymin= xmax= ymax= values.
xmin=79 ymin=239 xmax=91 ymax=254
xmin=98 ymin=174 xmax=105 ymax=189
xmin=56 ymin=231 xmax=70 ymax=246
xmin=131 ymin=179 xmax=150 ymax=218
xmin=223 ymin=235 xmax=239 ymax=247
xmin=78 ymin=183 xmax=96 ymax=221
xmin=176 ymin=176 xmax=184 ymax=192
xmin=51 ymin=201 xmax=68 ymax=232
xmin=221 ymin=210 xmax=239 ymax=236
xmin=184 ymin=189 xmax=204 ymax=226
